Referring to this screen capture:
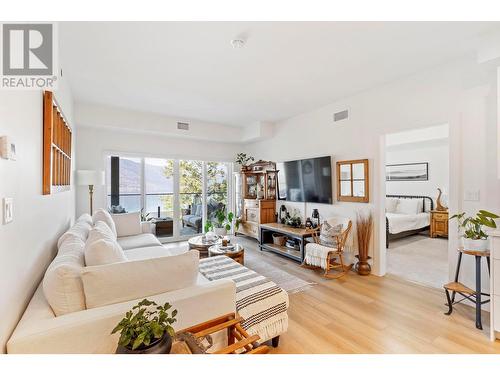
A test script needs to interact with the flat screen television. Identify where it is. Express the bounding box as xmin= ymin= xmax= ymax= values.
xmin=277 ymin=156 xmax=332 ymax=204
